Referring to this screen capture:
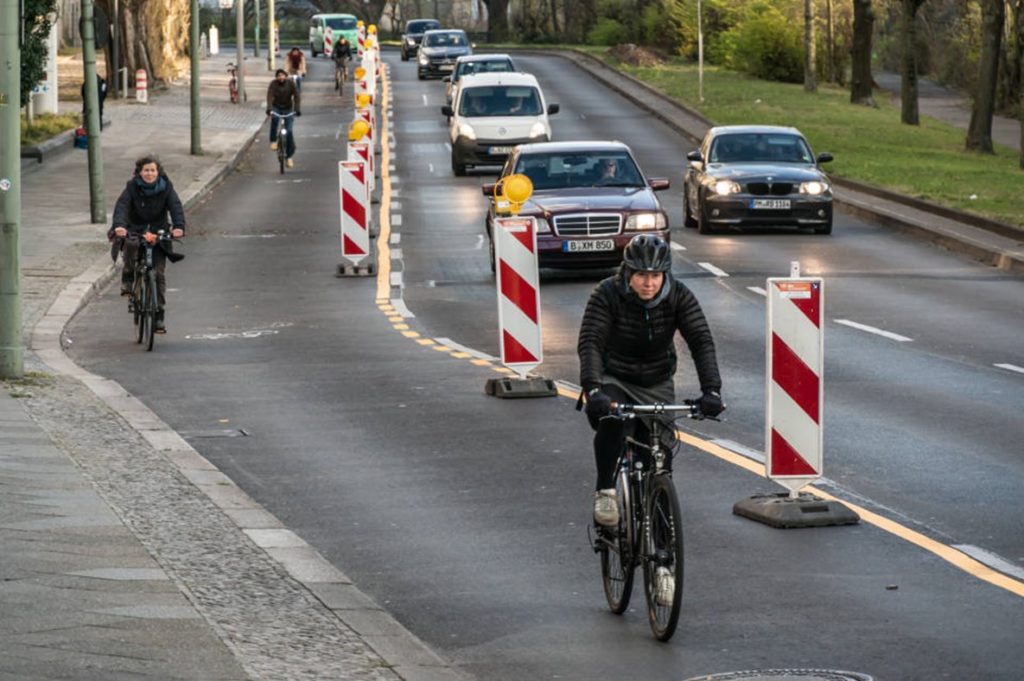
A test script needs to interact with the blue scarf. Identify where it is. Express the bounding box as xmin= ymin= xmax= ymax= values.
xmin=135 ymin=175 xmax=167 ymax=197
